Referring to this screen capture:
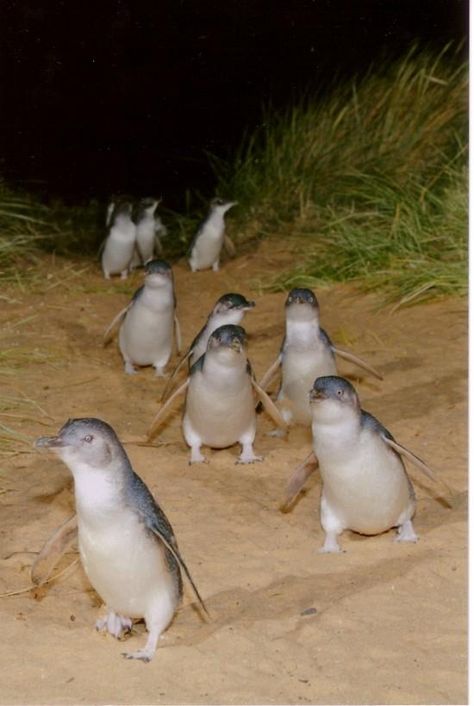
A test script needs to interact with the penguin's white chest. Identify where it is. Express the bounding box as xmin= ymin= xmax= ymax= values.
xmin=102 ymin=221 xmax=136 ymax=274
xmin=136 ymin=220 xmax=155 ymax=261
xmin=190 ymin=219 xmax=225 ymax=269
xmin=280 ymin=332 xmax=337 ymax=424
xmin=314 ymin=425 xmax=413 ymax=534
xmin=74 ymin=474 xmax=175 ymax=619
xmin=119 ymin=294 xmax=174 ymax=366
xmin=185 ymin=370 xmax=255 ymax=447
